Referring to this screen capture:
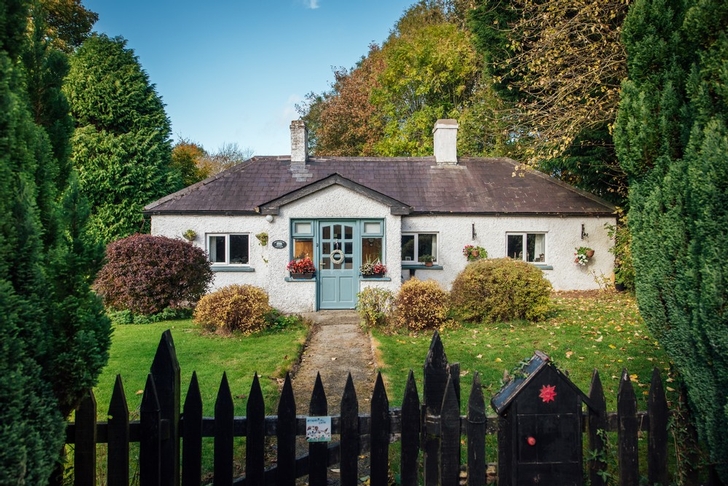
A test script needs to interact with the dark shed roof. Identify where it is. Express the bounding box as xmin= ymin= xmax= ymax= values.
xmin=144 ymin=156 xmax=615 ymax=216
